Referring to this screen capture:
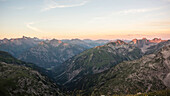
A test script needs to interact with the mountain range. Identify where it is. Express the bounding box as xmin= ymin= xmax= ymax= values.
xmin=0 ymin=36 xmax=169 ymax=96
xmin=0 ymin=36 xmax=110 ymax=69
xmin=51 ymin=38 xmax=168 ymax=85
xmin=0 ymin=36 xmax=41 ymax=57
xmin=18 ymin=39 xmax=87 ymax=69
